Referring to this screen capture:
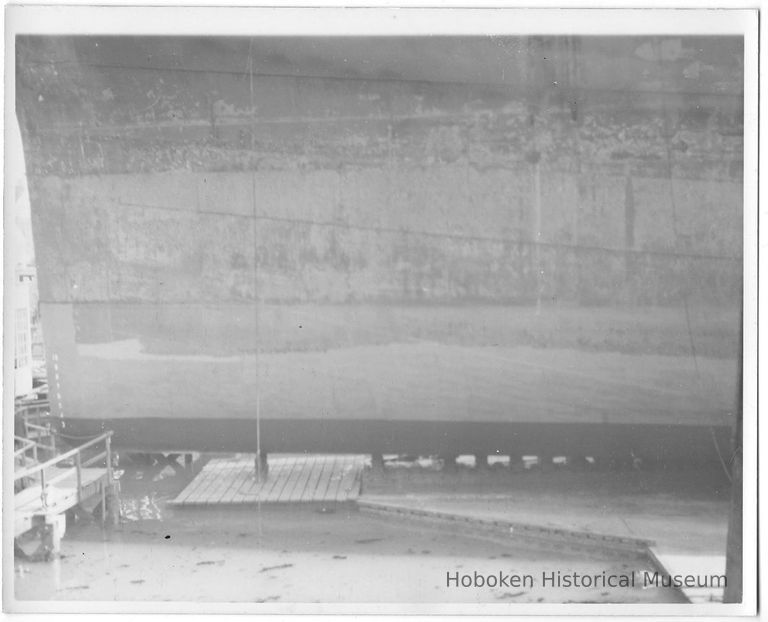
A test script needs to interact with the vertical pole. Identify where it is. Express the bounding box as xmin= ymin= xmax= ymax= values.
xmin=75 ymin=452 xmax=82 ymax=502
xmin=533 ymin=160 xmax=542 ymax=313
xmin=370 ymin=453 xmax=385 ymax=474
xmin=508 ymin=452 xmax=523 ymax=472
xmin=100 ymin=482 xmax=106 ymax=527
xmin=249 ymin=40 xmax=264 ymax=489
xmin=441 ymin=455 xmax=458 ymax=473
xmin=100 ymin=438 xmax=107 ymax=527
xmin=723 ymin=311 xmax=743 ymax=603
xmin=539 ymin=453 xmax=555 ymax=473
xmin=105 ymin=433 xmax=120 ymax=526
xmin=105 ymin=434 xmax=113 ymax=483
xmin=40 ymin=468 xmax=47 ymax=510
xmin=105 ymin=434 xmax=113 ymax=523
